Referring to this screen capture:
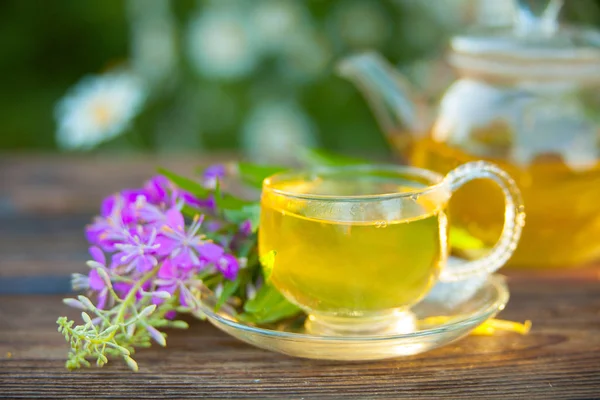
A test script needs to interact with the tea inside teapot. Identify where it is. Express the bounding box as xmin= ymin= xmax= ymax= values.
xmin=337 ymin=0 xmax=600 ymax=268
